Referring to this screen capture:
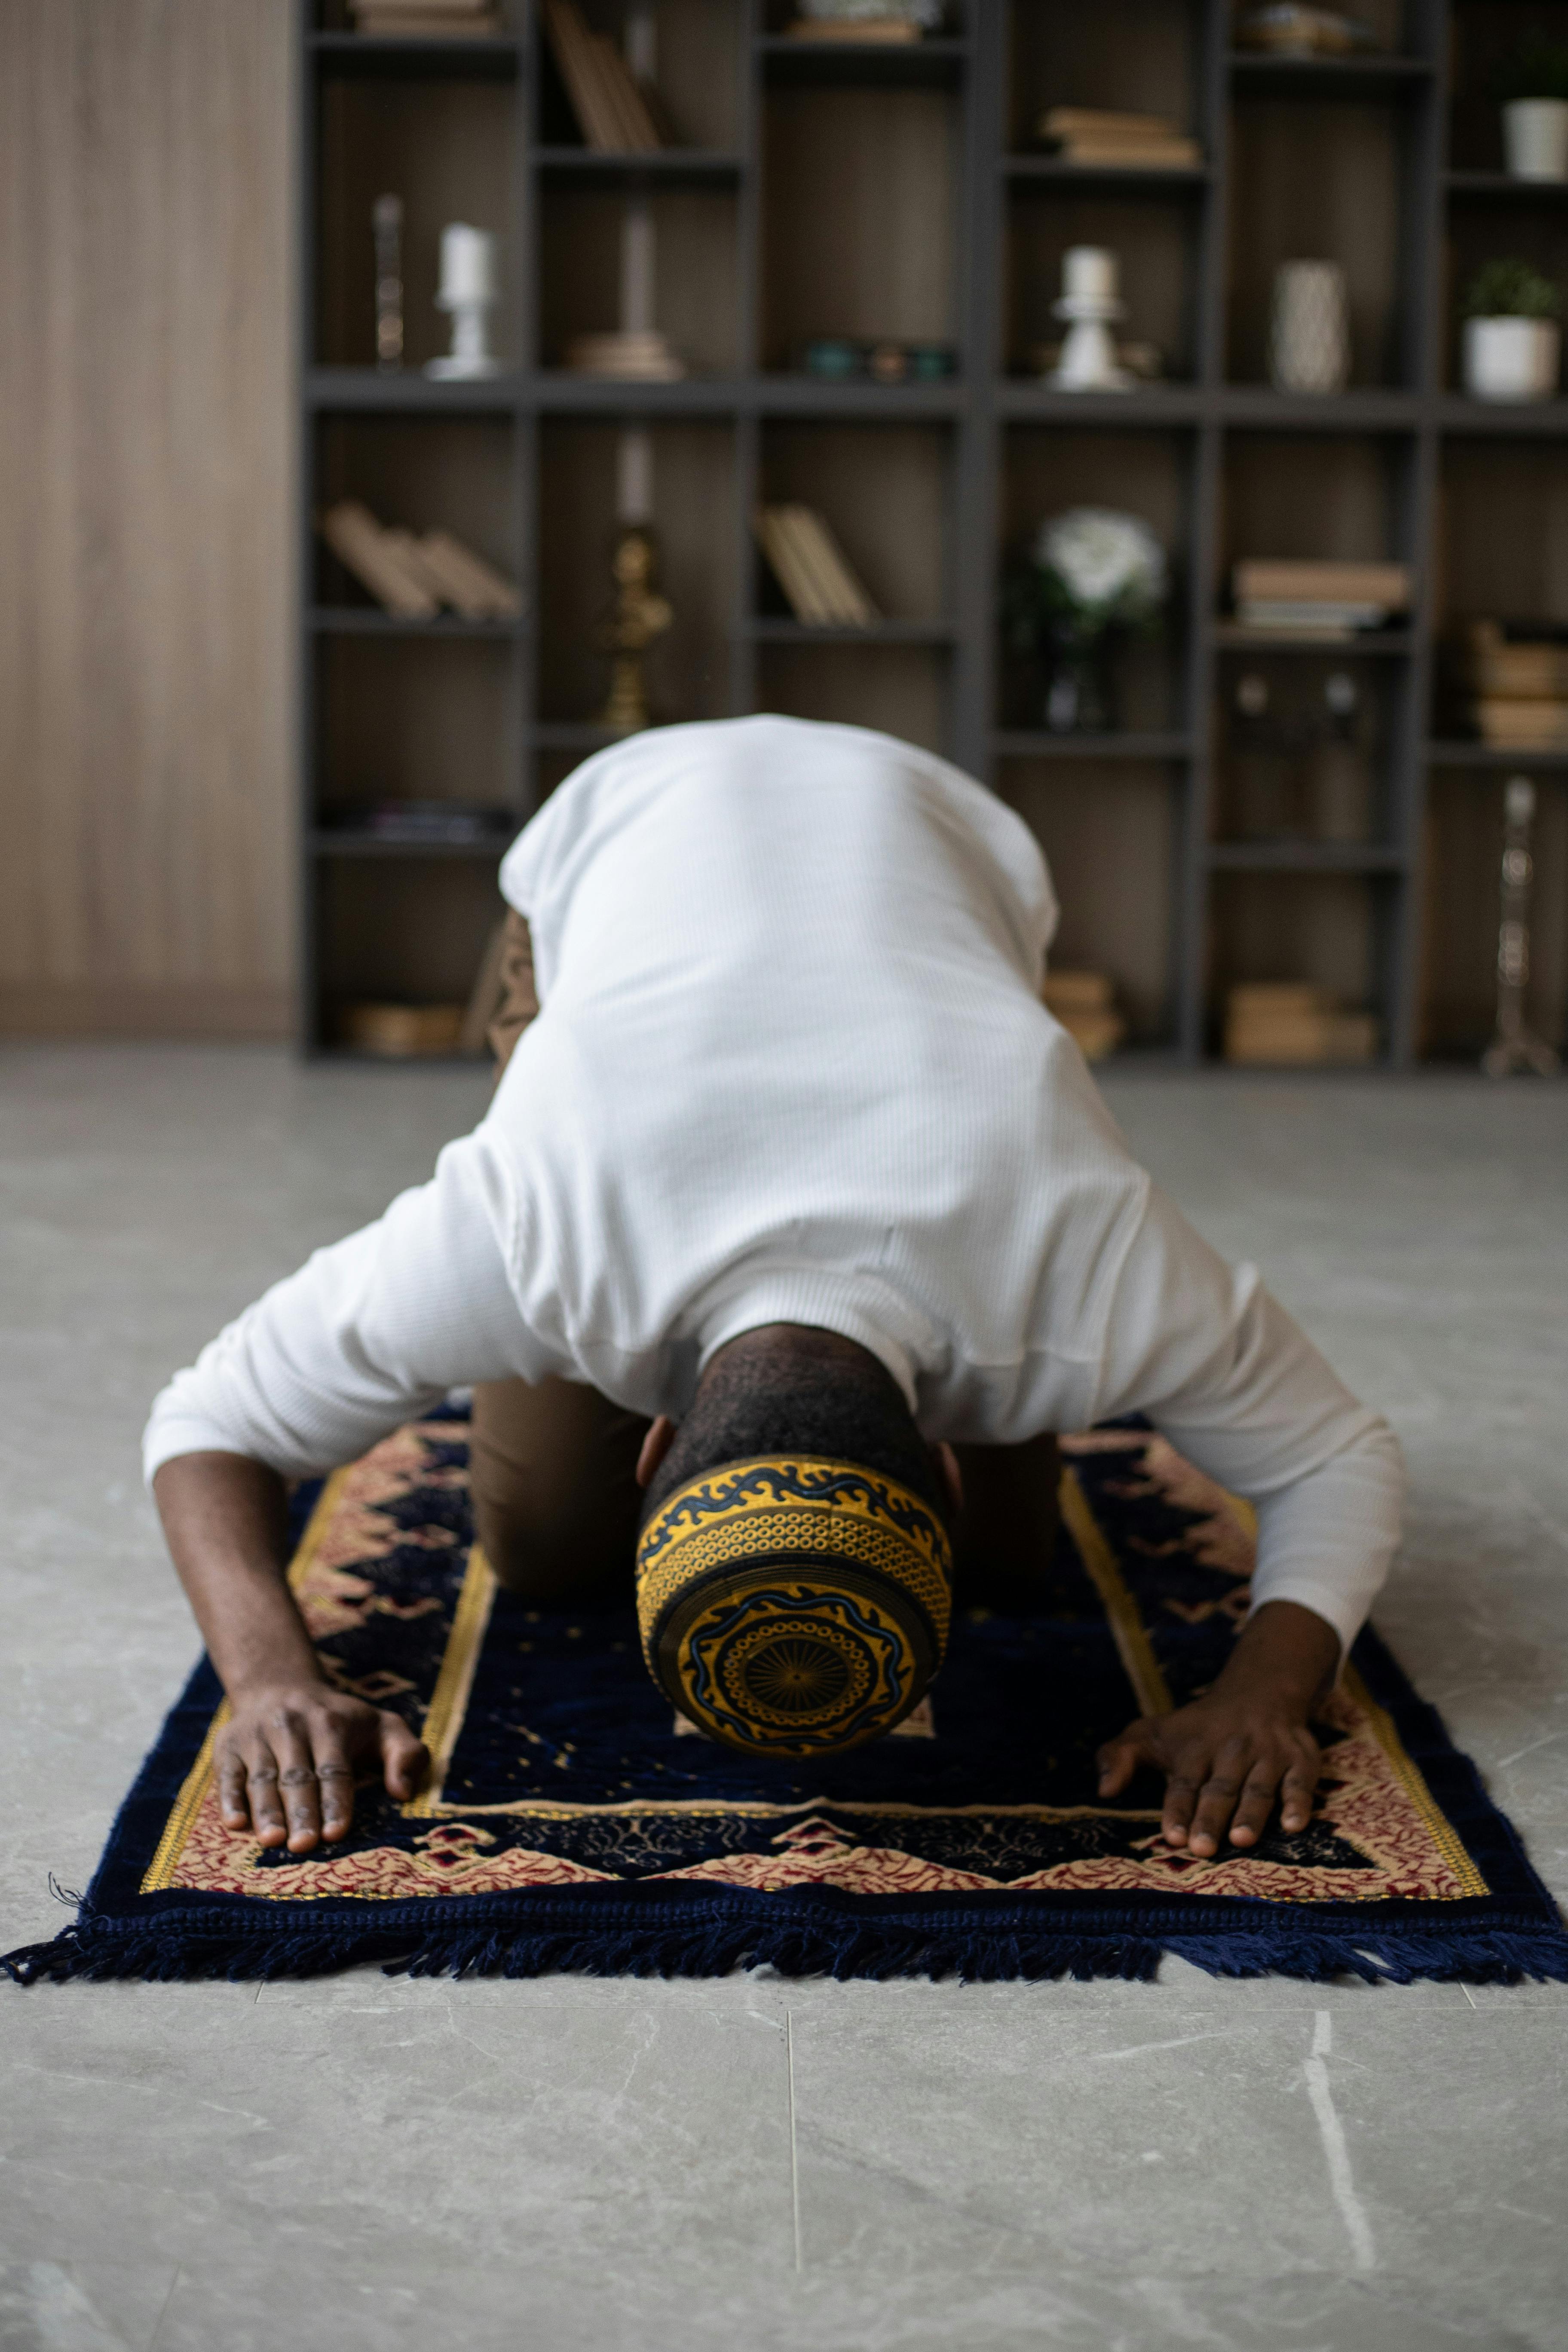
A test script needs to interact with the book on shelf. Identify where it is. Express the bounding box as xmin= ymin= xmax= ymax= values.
xmin=340 ymin=1002 xmax=468 ymax=1058
xmin=352 ymin=14 xmax=502 ymax=33
xmin=1468 ymin=699 xmax=1568 ymax=749
xmin=1041 ymin=970 xmax=1125 ymax=1061
xmin=349 ymin=0 xmax=501 ymax=34
xmin=784 ymin=17 xmax=922 ymax=40
xmin=563 ymin=328 xmax=685 ymax=381
xmin=1223 ymin=984 xmax=1377 ymax=1066
xmin=1236 ymin=600 xmax=1392 ymax=635
xmin=1459 ymin=619 xmax=1568 ymax=701
xmin=542 ymin=0 xmax=661 ymax=153
xmin=1037 ymin=108 xmax=1202 ymax=169
xmin=1055 ymin=142 xmax=1202 ymax=168
xmin=1233 ymin=561 xmax=1411 ymax=609
xmin=319 ymin=502 xmax=523 ymax=620
xmin=320 ymin=502 xmax=440 ymax=619
xmin=1231 ymin=560 xmax=1408 ymax=637
xmin=413 ymin=530 xmax=524 ymax=619
xmin=754 ymin=507 xmax=878 ymax=628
